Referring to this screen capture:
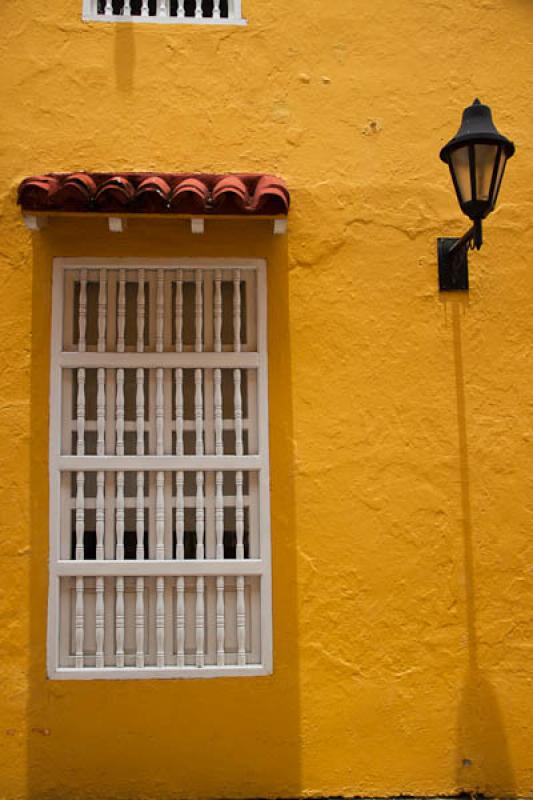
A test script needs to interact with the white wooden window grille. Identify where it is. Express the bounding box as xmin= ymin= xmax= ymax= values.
xmin=49 ymin=259 xmax=271 ymax=679
xmin=82 ymin=0 xmax=245 ymax=24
